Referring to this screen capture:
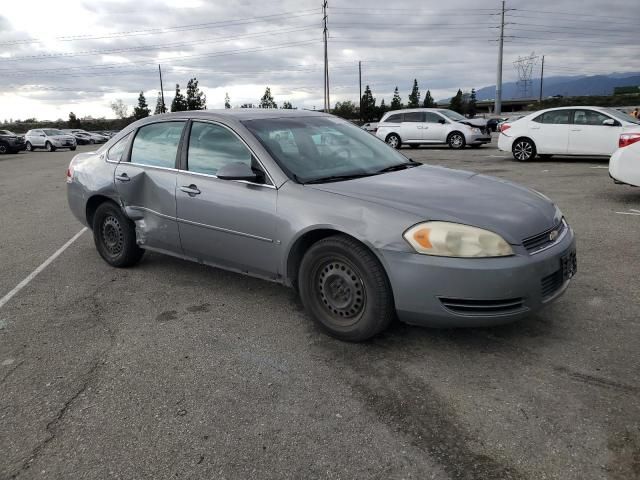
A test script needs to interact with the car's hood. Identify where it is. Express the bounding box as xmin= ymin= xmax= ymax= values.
xmin=457 ymin=118 xmax=487 ymax=128
xmin=308 ymin=165 xmax=560 ymax=244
